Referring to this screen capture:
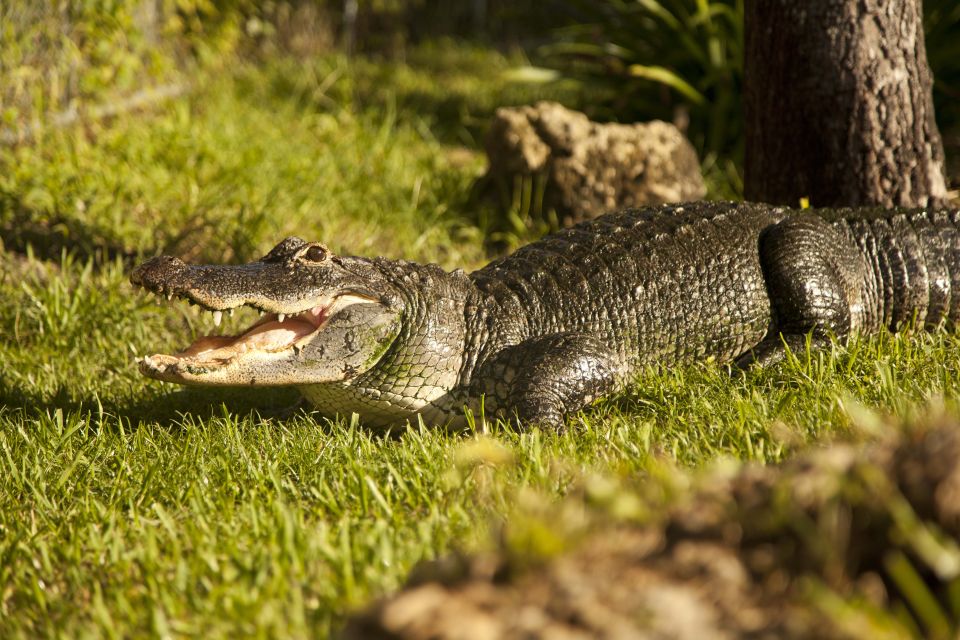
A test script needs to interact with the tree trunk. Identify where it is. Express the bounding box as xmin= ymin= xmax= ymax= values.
xmin=744 ymin=0 xmax=948 ymax=208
